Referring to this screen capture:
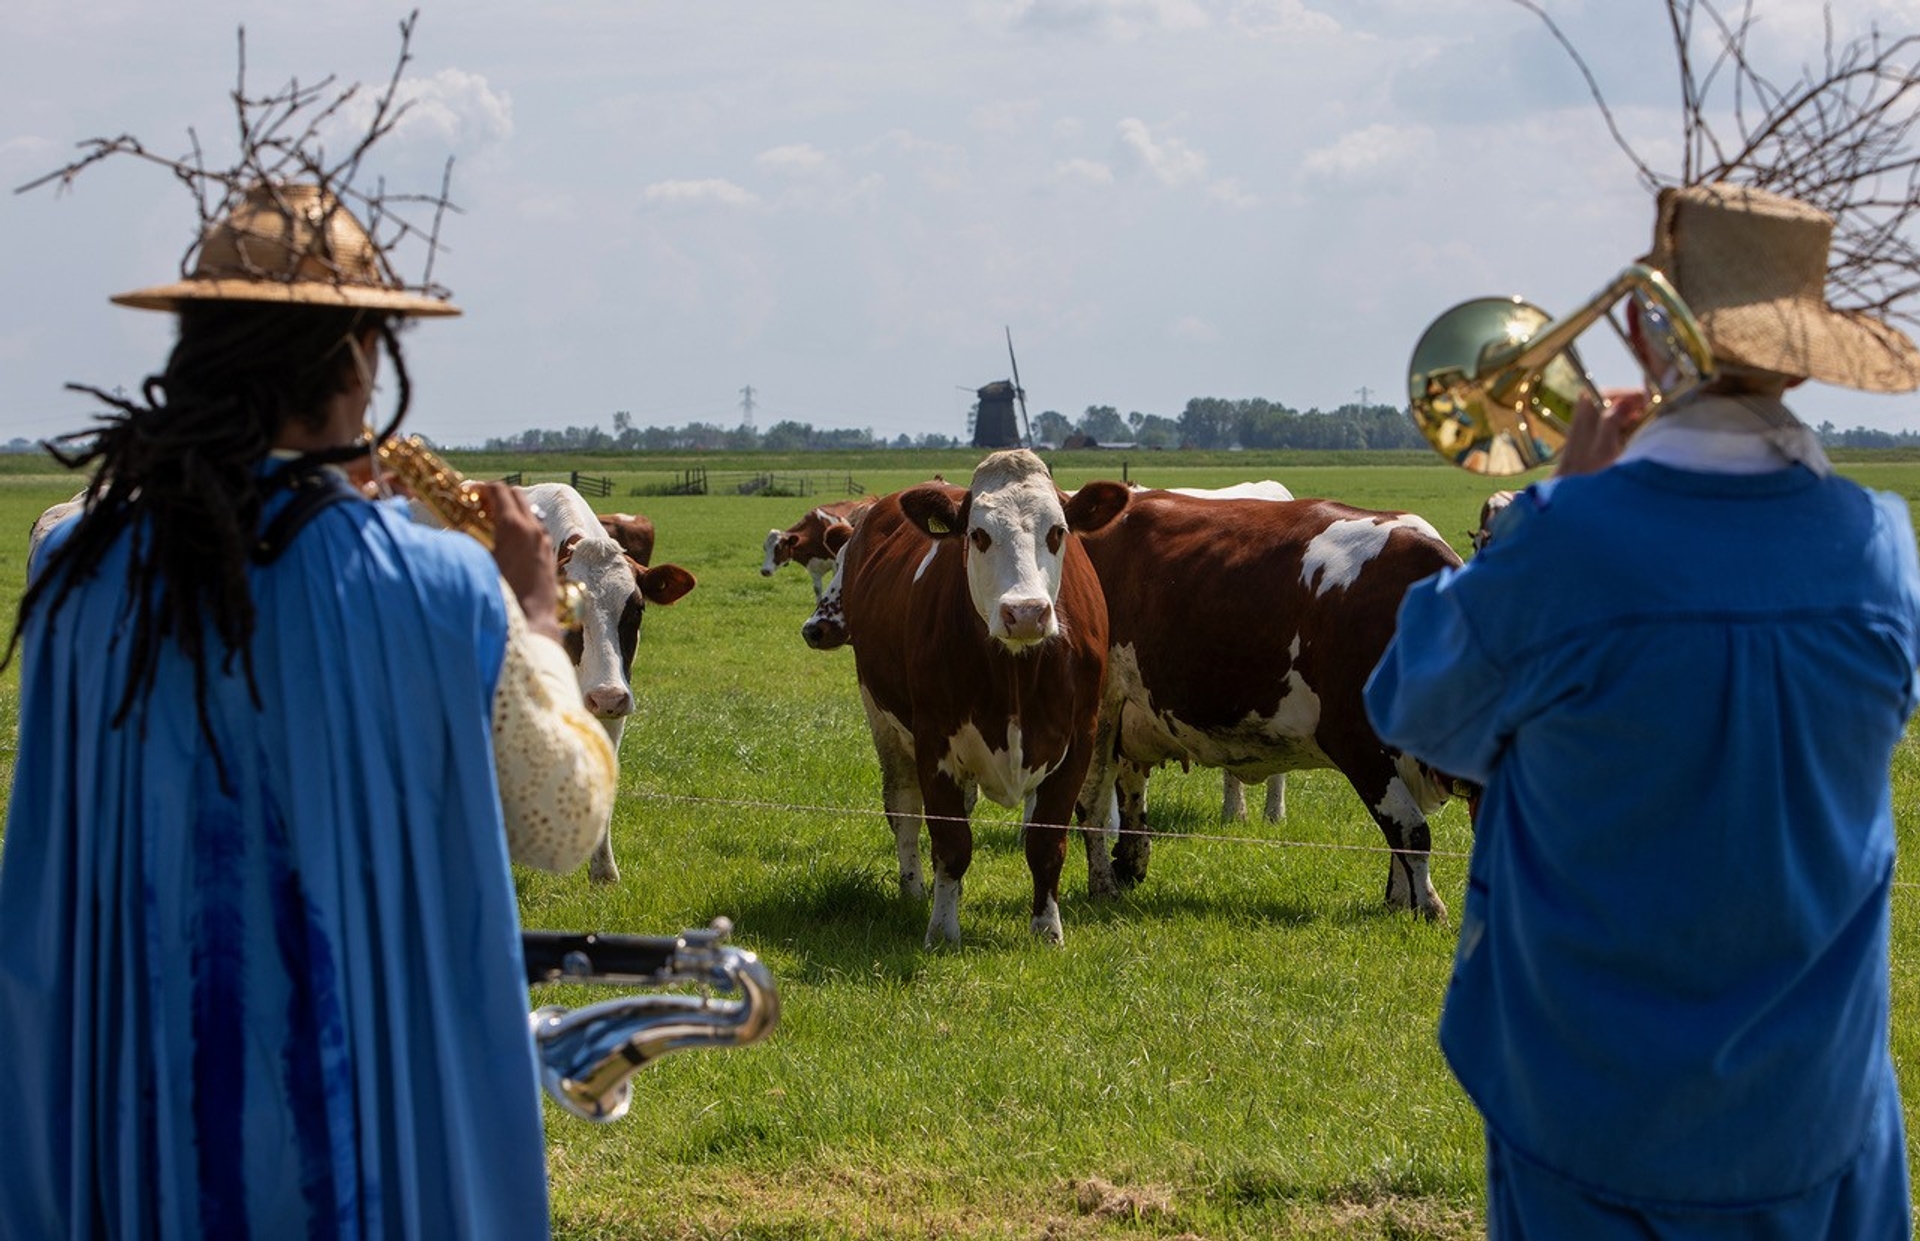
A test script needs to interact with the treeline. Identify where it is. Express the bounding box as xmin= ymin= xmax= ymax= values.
xmin=459 ymin=399 xmax=1920 ymax=454
xmin=479 ymin=398 xmax=1430 ymax=454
